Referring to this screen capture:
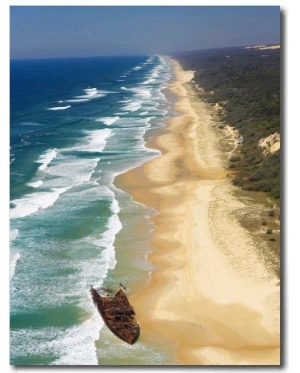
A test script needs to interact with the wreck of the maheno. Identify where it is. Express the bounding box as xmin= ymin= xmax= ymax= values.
xmin=90 ymin=286 xmax=140 ymax=345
